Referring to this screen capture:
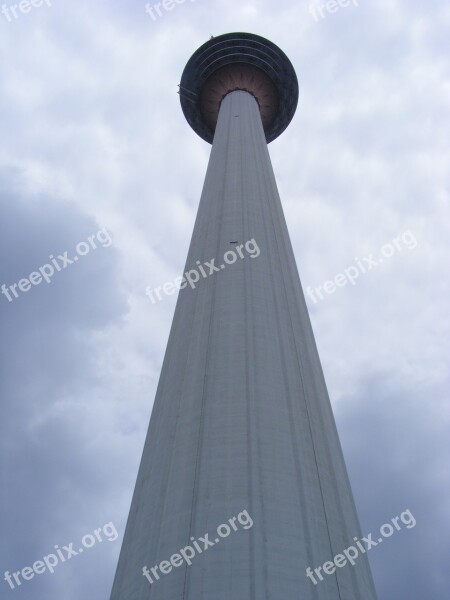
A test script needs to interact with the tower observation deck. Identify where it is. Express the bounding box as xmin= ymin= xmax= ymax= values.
xmin=179 ymin=32 xmax=299 ymax=144
xmin=110 ymin=32 xmax=377 ymax=600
